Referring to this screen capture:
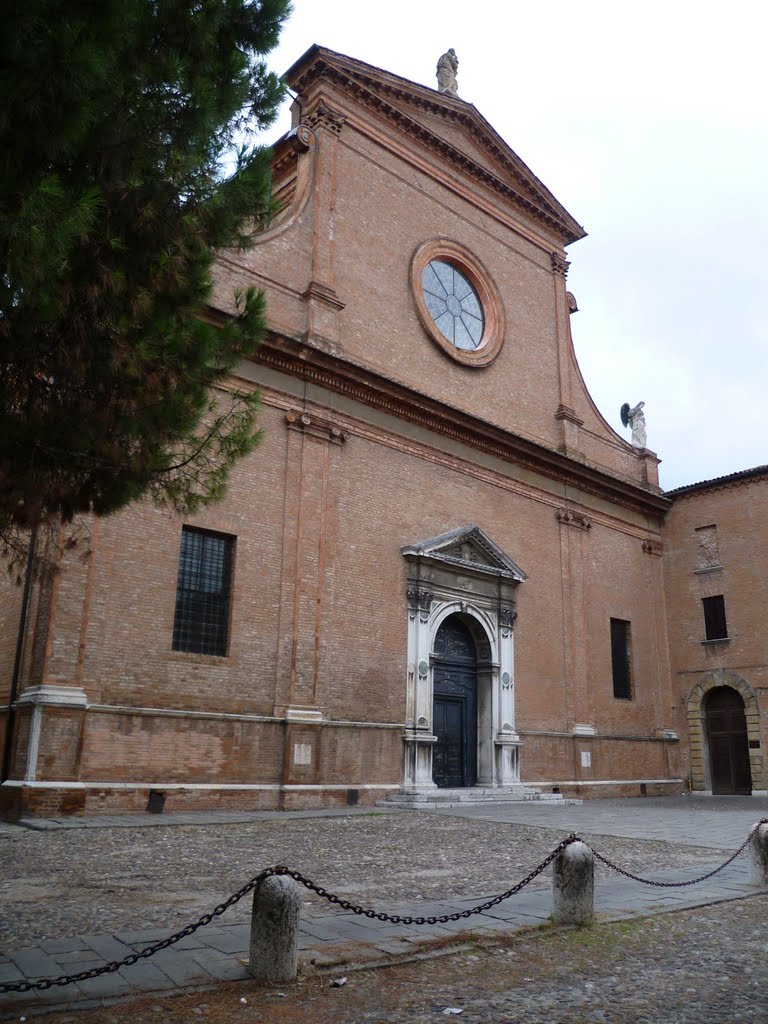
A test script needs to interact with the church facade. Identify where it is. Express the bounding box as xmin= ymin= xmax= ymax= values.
xmin=1 ymin=47 xmax=764 ymax=818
